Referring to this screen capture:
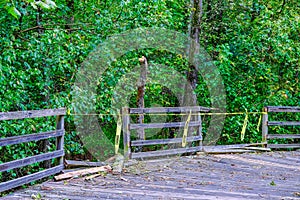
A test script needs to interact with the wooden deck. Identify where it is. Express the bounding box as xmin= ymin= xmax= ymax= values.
xmin=4 ymin=151 xmax=300 ymax=200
